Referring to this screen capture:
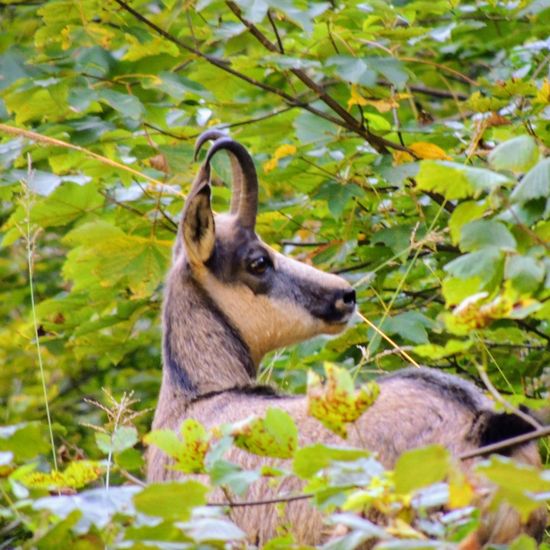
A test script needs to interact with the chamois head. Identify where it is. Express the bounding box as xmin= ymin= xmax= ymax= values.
xmin=174 ymin=131 xmax=356 ymax=366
